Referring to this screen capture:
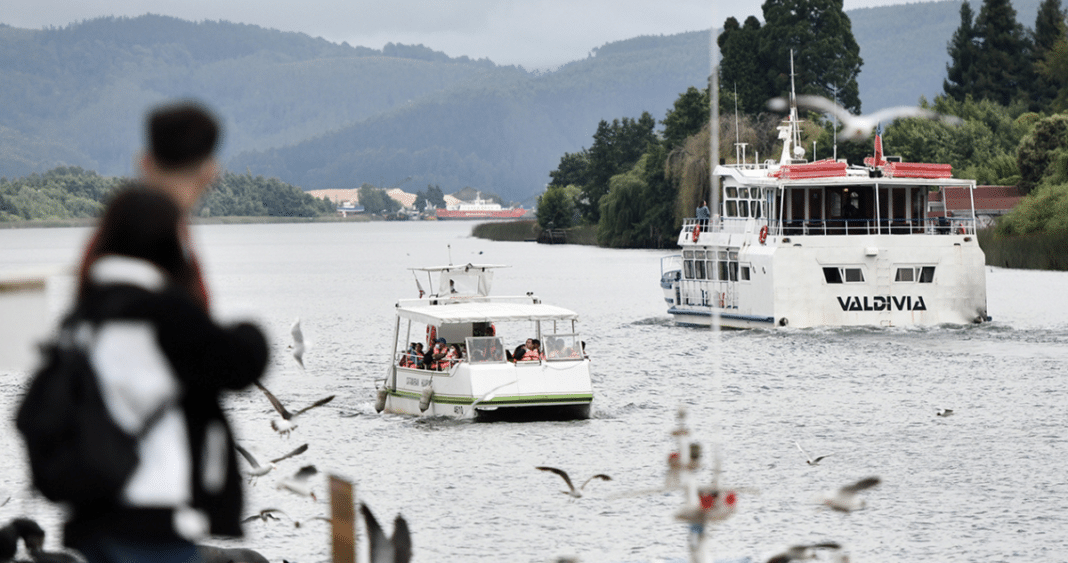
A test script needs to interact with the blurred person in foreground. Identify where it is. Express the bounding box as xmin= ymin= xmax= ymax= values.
xmin=65 ymin=102 xmax=269 ymax=563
